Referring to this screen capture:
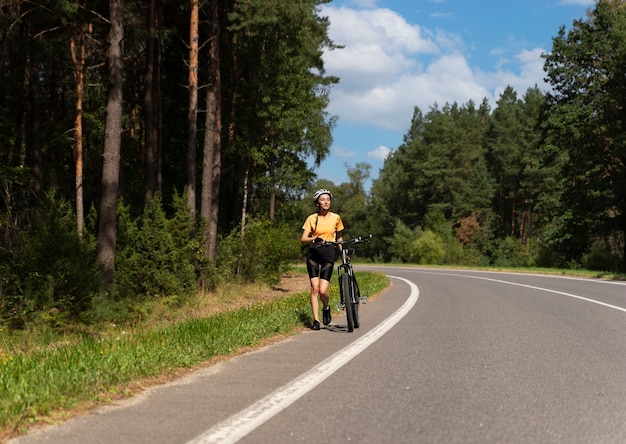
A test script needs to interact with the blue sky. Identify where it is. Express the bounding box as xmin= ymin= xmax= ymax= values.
xmin=313 ymin=0 xmax=596 ymax=189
